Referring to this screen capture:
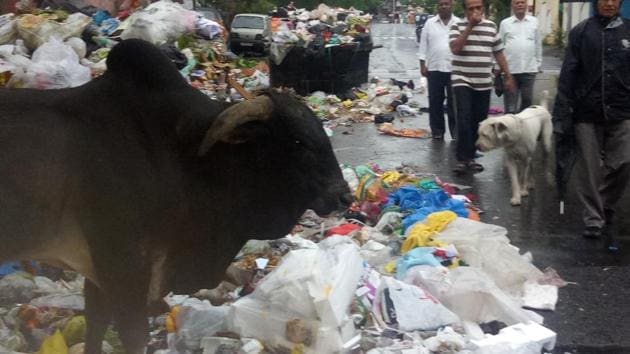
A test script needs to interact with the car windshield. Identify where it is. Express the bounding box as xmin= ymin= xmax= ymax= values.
xmin=232 ymin=16 xmax=264 ymax=29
